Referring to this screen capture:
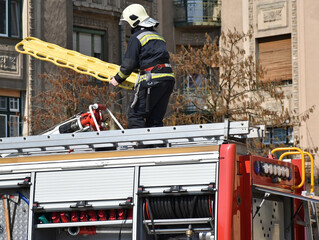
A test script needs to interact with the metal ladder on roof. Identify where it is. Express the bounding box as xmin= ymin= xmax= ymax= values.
xmin=0 ymin=120 xmax=255 ymax=157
